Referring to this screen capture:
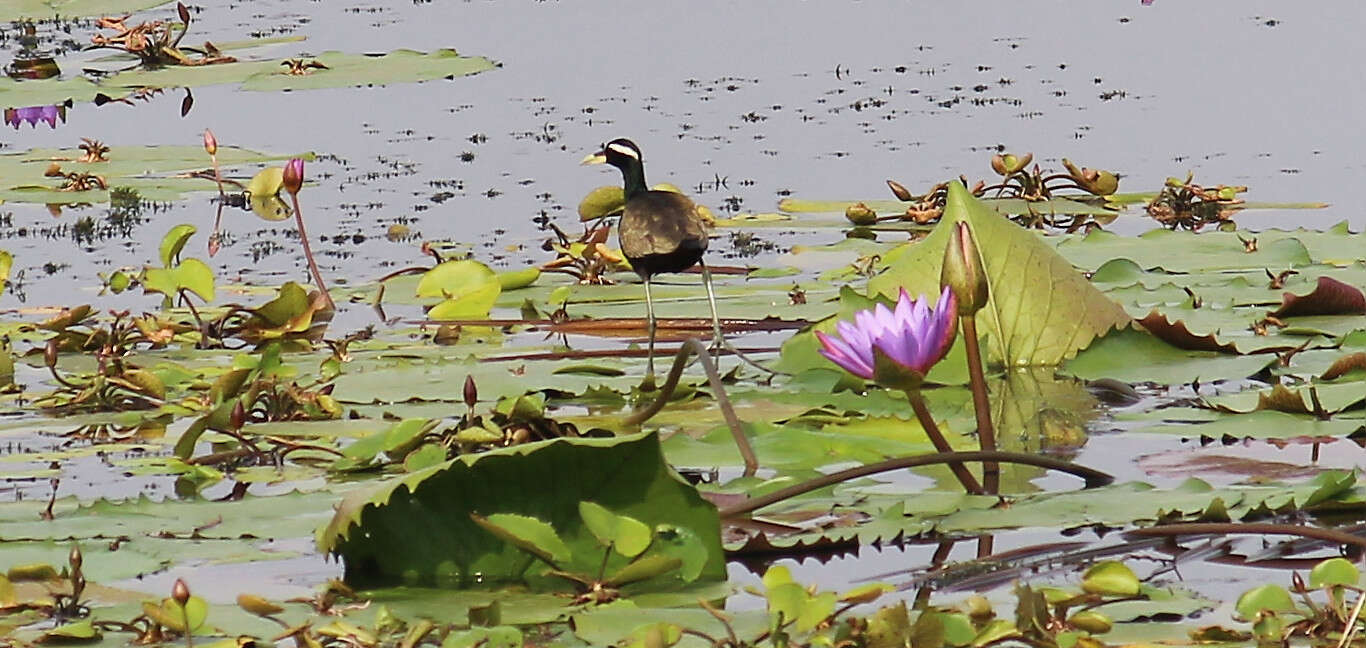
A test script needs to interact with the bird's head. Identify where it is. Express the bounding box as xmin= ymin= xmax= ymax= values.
xmin=581 ymin=138 xmax=642 ymax=170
